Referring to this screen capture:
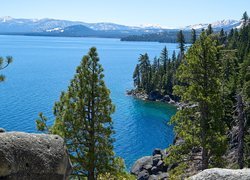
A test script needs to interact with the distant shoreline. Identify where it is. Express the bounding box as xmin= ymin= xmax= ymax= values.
xmin=0 ymin=33 xmax=179 ymax=44
xmin=0 ymin=32 xmax=121 ymax=39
